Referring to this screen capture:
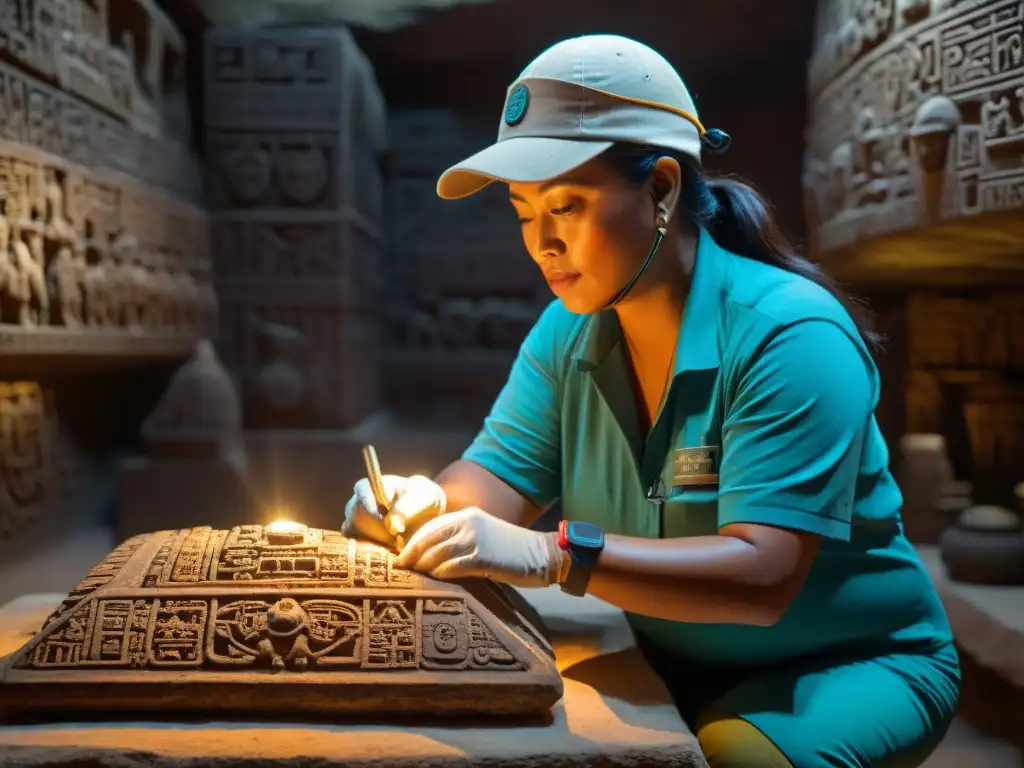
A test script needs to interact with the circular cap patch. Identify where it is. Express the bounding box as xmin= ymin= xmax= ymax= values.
xmin=504 ymin=83 xmax=530 ymax=126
